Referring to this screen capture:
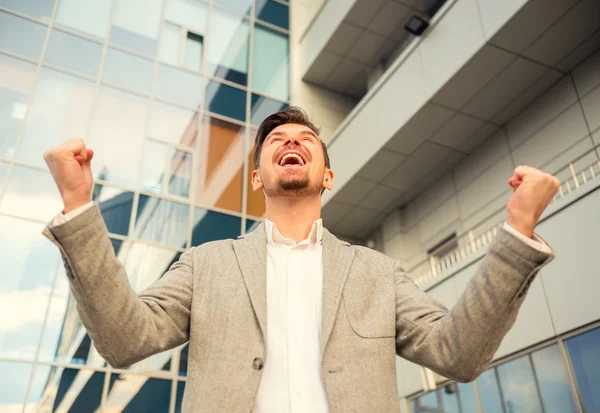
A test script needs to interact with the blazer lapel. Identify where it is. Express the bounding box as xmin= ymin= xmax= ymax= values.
xmin=233 ymin=223 xmax=268 ymax=343
xmin=320 ymin=229 xmax=355 ymax=356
